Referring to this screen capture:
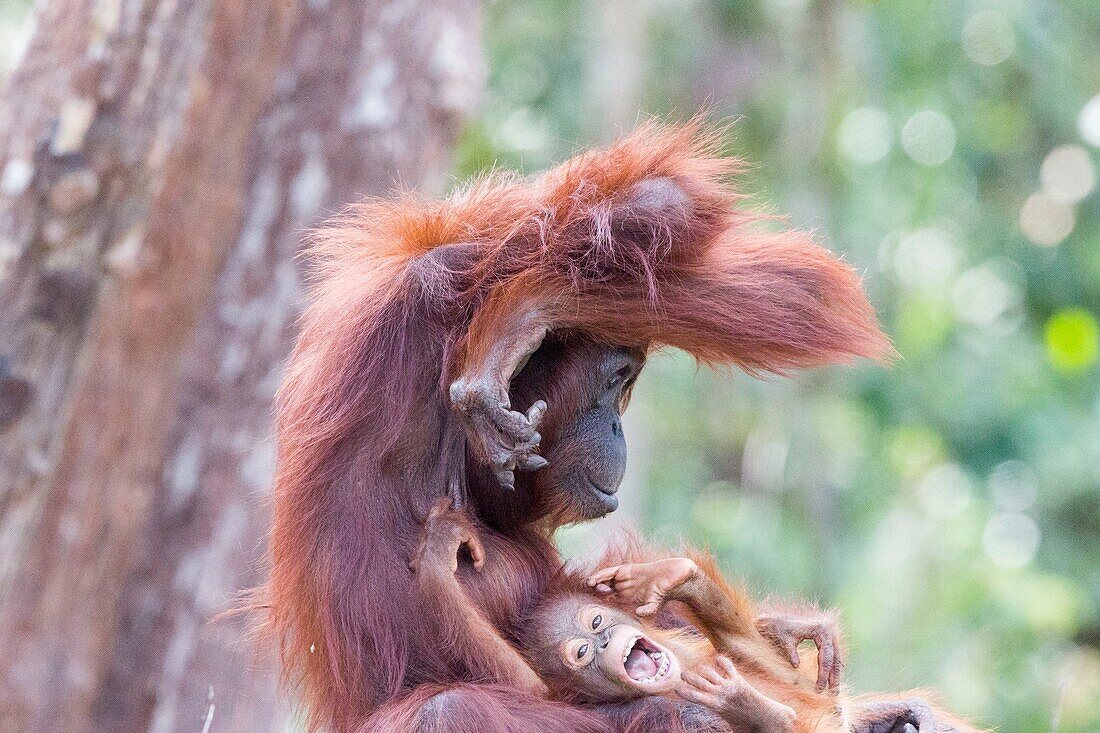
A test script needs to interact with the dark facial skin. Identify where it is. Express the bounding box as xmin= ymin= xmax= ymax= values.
xmin=526 ymin=593 xmax=682 ymax=702
xmin=509 ymin=336 xmax=645 ymax=521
